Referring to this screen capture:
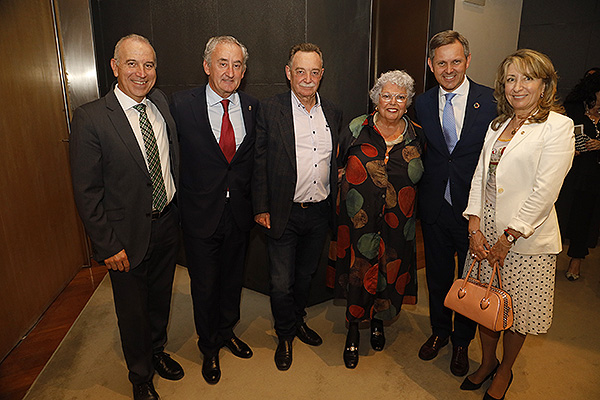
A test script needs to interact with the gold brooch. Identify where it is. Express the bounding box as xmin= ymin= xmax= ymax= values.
xmin=474 ymin=102 xmax=480 ymax=109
